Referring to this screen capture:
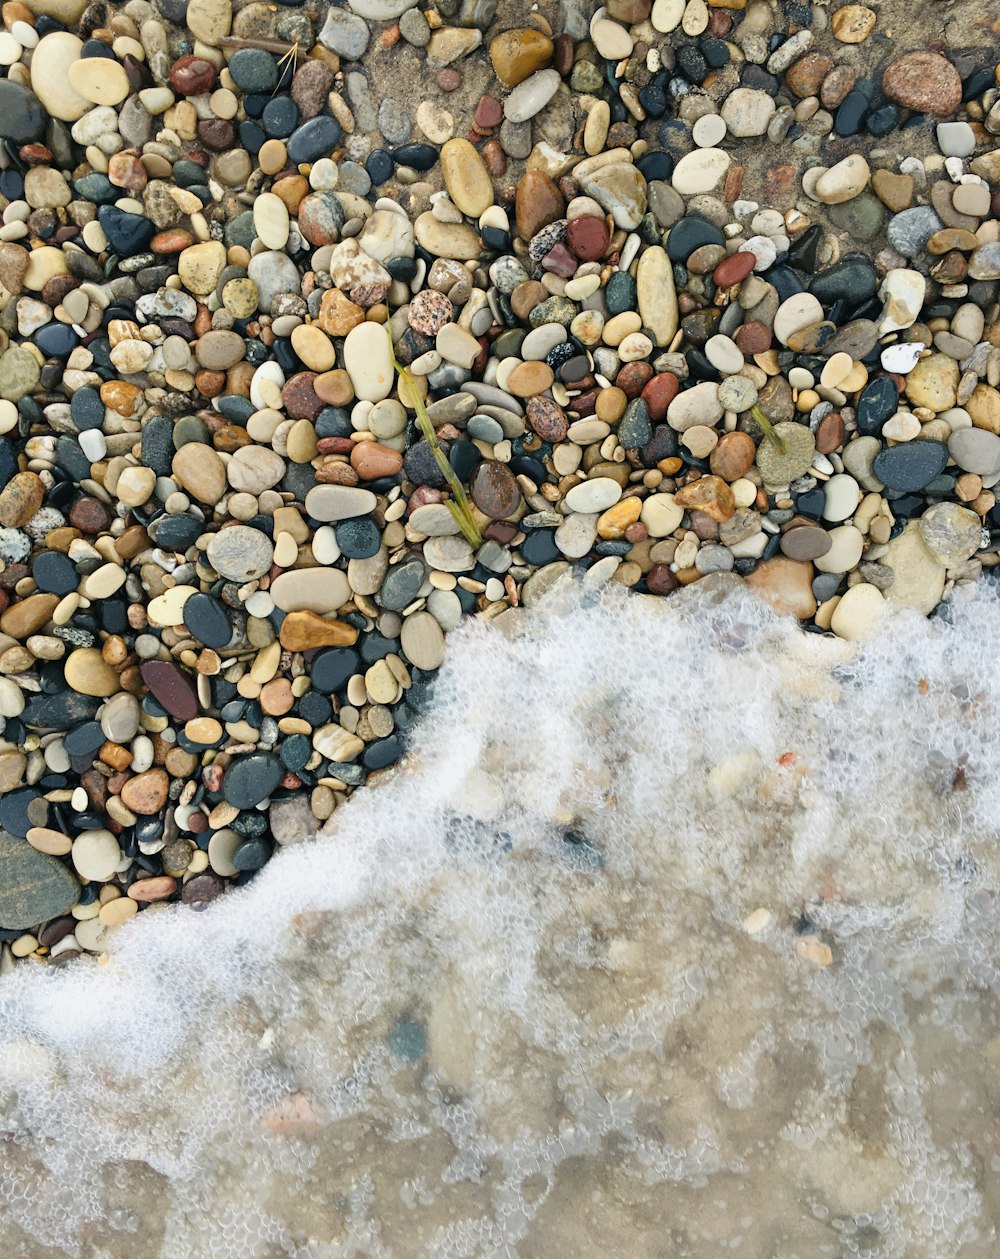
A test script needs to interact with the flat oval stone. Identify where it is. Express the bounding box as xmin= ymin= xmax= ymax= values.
xmin=140 ymin=661 xmax=198 ymax=722
xmin=310 ymin=646 xmax=361 ymax=692
xmin=222 ymin=753 xmax=284 ymax=809
xmin=564 ymin=477 xmax=622 ymax=514
xmin=182 ymin=593 xmax=232 ymax=649
xmin=948 ymin=429 xmax=1000 ymax=478
xmin=470 ymin=460 xmax=522 ymax=519
xmin=0 ymin=80 xmax=46 ymax=143
xmin=872 ymin=440 xmax=948 ymax=492
xmin=666 ymin=216 xmax=725 ymax=263
xmin=503 ymin=68 xmax=561 ymax=123
xmin=440 ymin=138 xmax=494 ymax=218
xmin=270 ymin=568 xmax=351 ymax=613
xmin=0 ymin=827 xmax=80 ymax=930
xmin=856 ymin=376 xmax=898 ymax=436
xmin=30 ymin=32 xmax=90 ymax=122
xmin=343 ymin=320 xmax=394 ymax=402
xmin=400 ymin=610 xmax=445 ymax=670
xmin=780 ymin=525 xmax=832 ymax=561
xmin=380 ymin=557 xmax=427 ymax=610
xmin=305 ymin=485 xmax=377 ymax=521
xmin=206 ymin=525 xmax=274 ymax=581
